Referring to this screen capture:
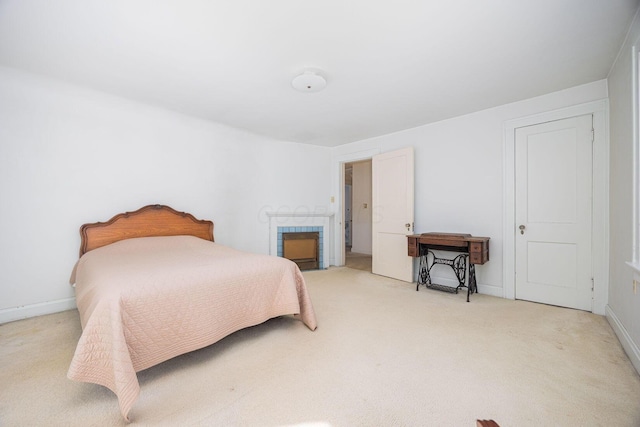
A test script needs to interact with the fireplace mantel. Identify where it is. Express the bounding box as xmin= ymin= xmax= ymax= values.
xmin=267 ymin=212 xmax=334 ymax=269
xmin=266 ymin=212 xmax=335 ymax=218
